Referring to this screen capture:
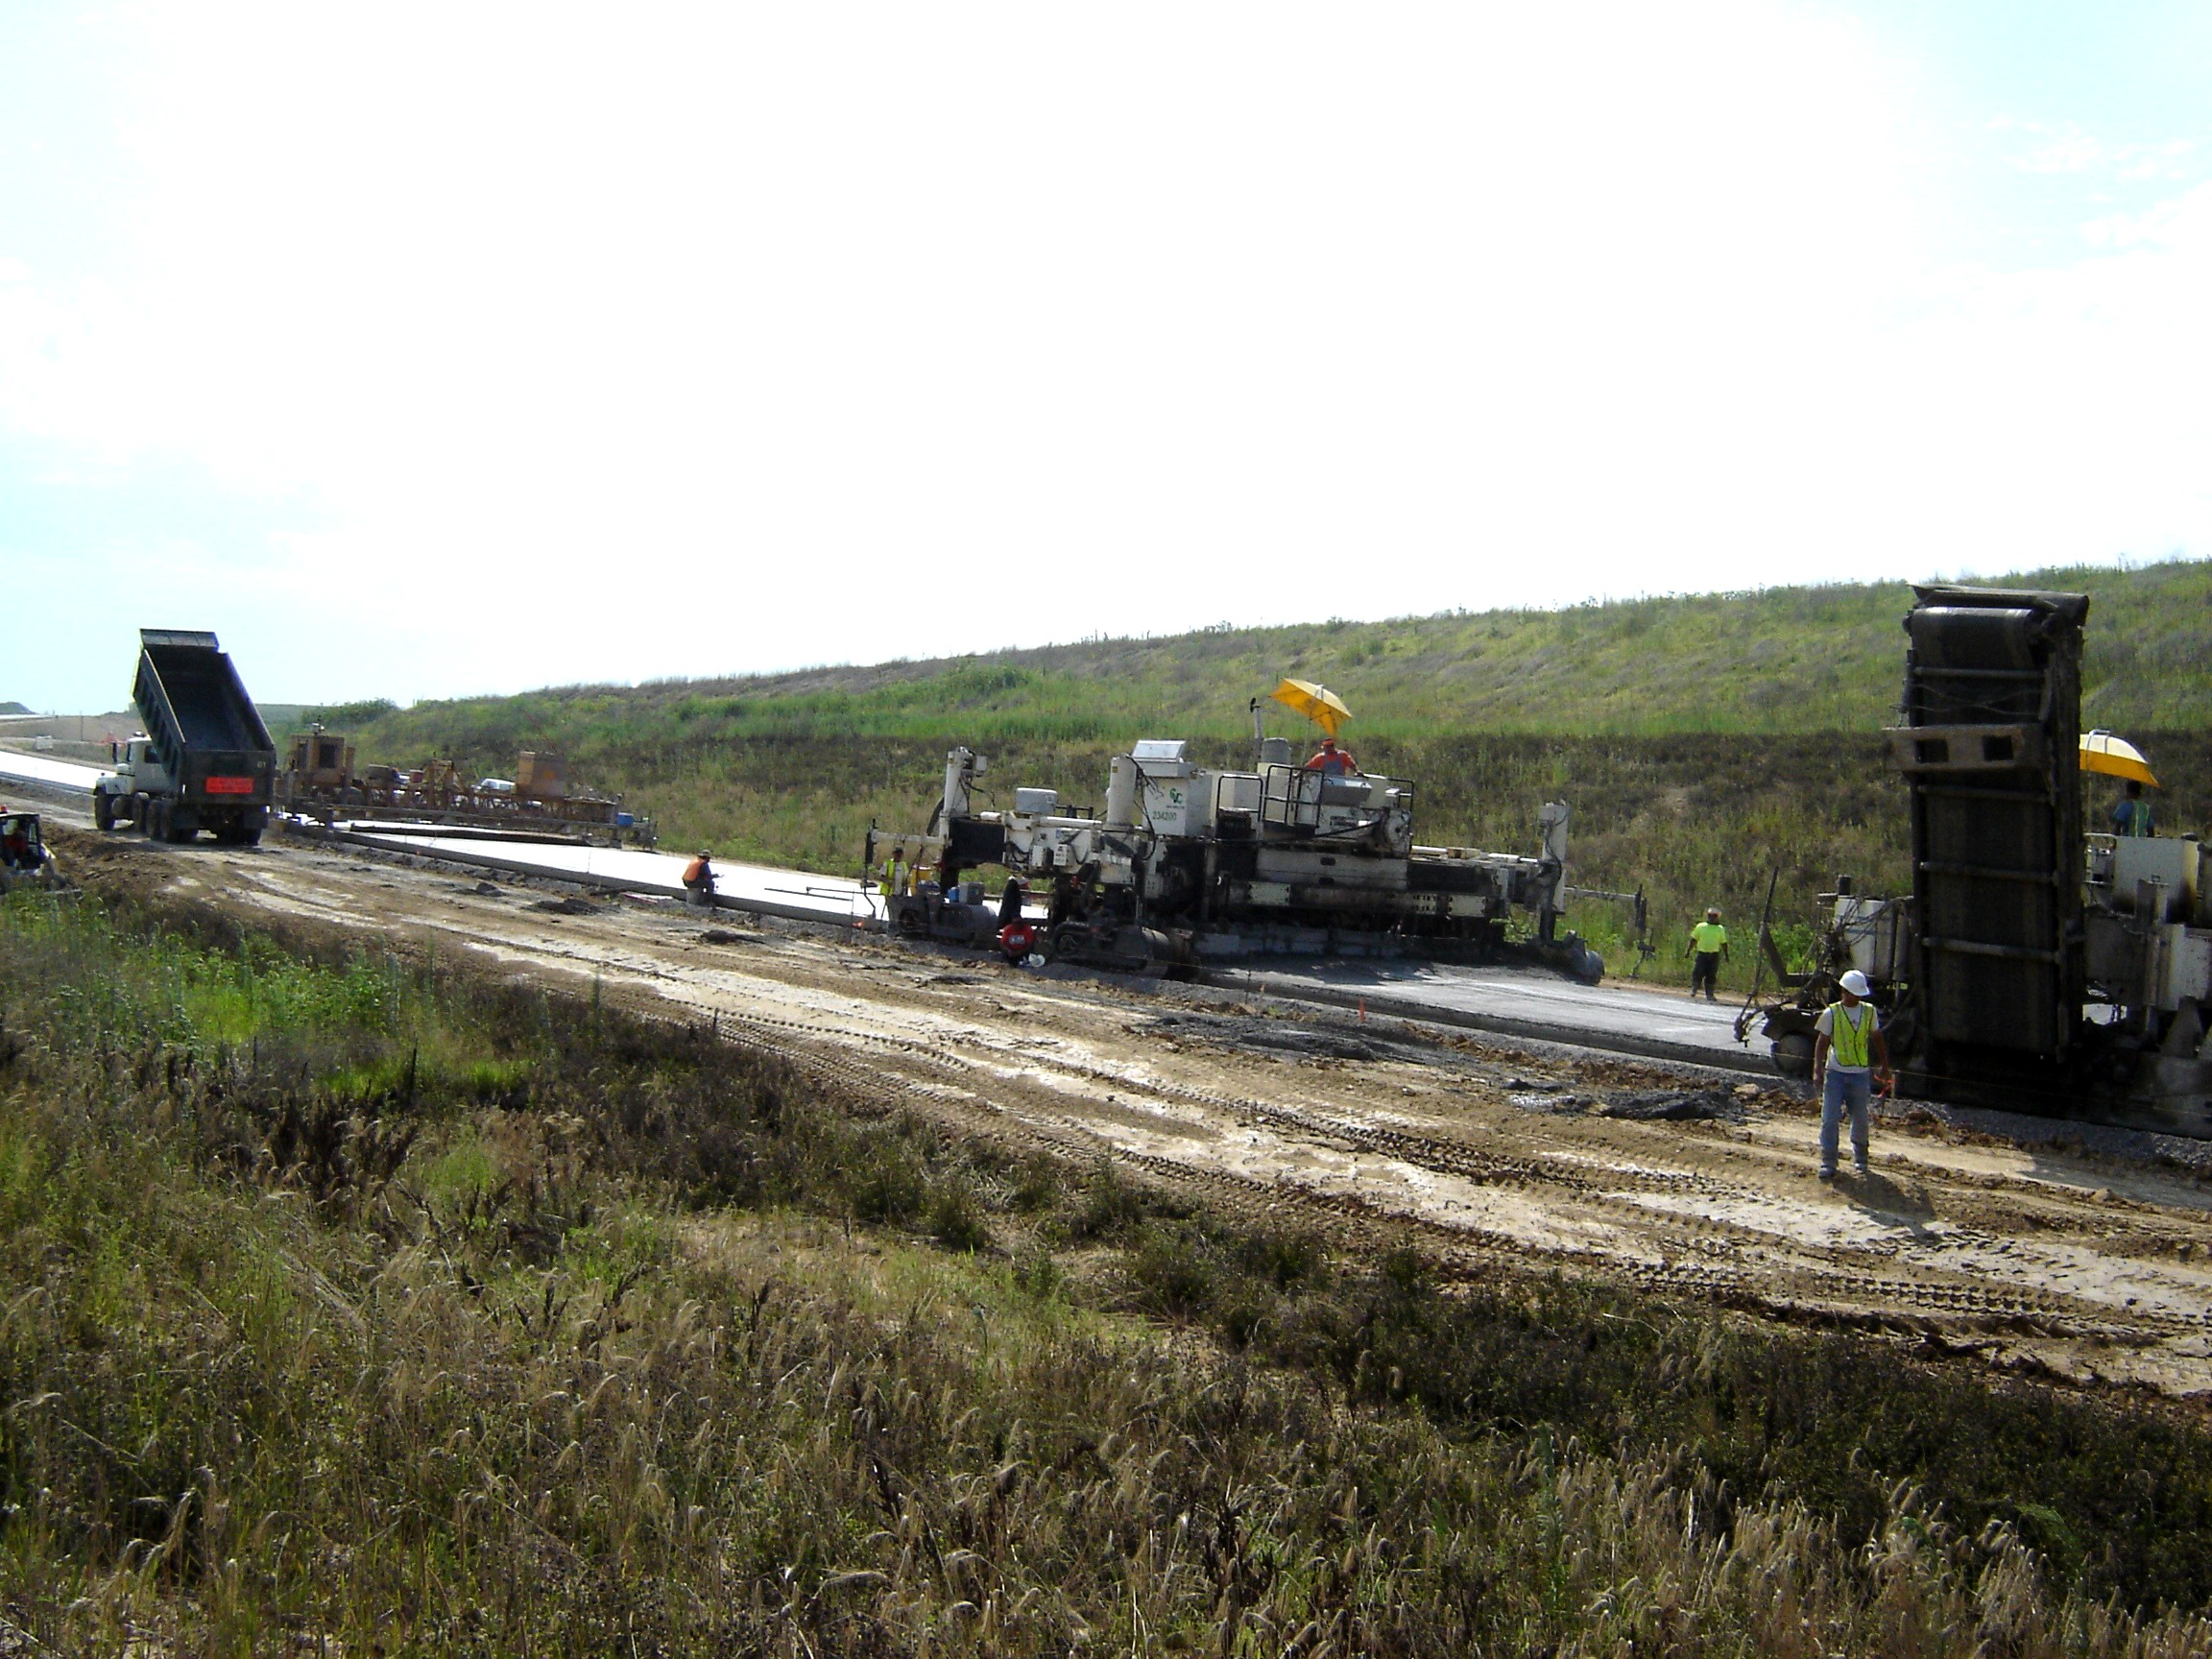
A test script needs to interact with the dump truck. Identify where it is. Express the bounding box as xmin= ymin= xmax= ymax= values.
xmin=1738 ymin=586 xmax=2212 ymax=1127
xmin=93 ymin=629 xmax=276 ymax=845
